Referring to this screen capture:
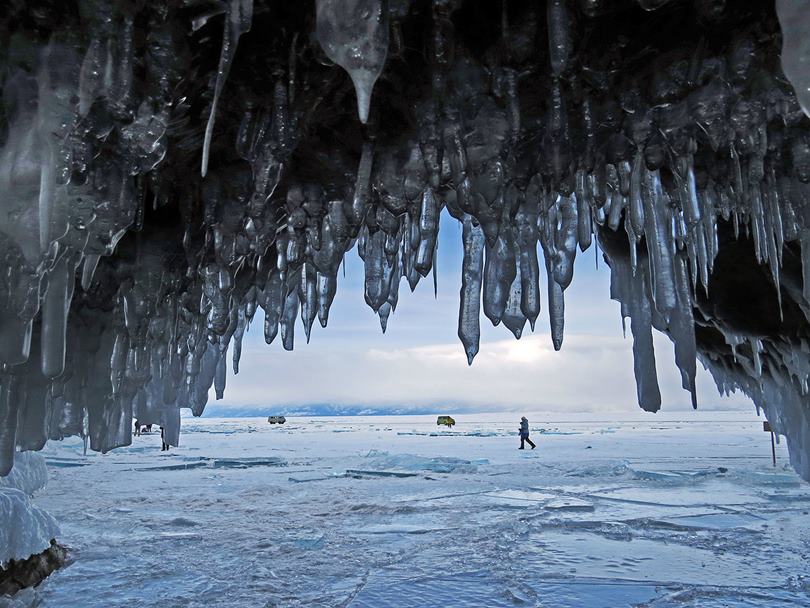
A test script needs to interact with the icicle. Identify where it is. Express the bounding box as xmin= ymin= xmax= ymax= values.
xmin=317 ymin=272 xmax=337 ymax=328
xmin=0 ymin=314 xmax=33 ymax=367
xmin=628 ymin=268 xmax=662 ymax=412
xmin=516 ymin=203 xmax=541 ymax=330
xmin=458 ymin=216 xmax=485 ymax=365
xmin=605 ymin=188 xmax=622 ymax=231
xmin=502 ymin=254 xmax=527 ymax=339
xmin=301 ymin=263 xmax=317 ymax=343
xmin=0 ymin=374 xmax=20 ymax=476
xmin=683 ymin=153 xmax=702 ymax=227
xmin=316 ymin=0 xmax=389 ymax=124
xmin=41 ymin=252 xmax=76 ymax=378
xmin=625 ymin=213 xmax=638 ymax=274
xmin=672 ymin=255 xmax=698 ymax=408
xmin=547 ymin=0 xmax=573 ymax=77
xmin=81 ymin=254 xmax=101 ymax=291
xmin=575 ymin=169 xmax=592 ymax=252
xmin=629 ymin=150 xmax=646 ymax=236
xmin=202 ymin=0 xmax=254 ymax=177
xmin=766 ymin=175 xmax=784 ymax=267
xmin=262 ymin=271 xmax=284 ymax=344
xmin=280 ymin=287 xmax=299 ymax=351
xmin=37 ymin=142 xmax=55 ymax=254
xmin=762 ymin=185 xmax=783 ymax=316
xmin=232 ymin=306 xmax=248 ymax=374
xmin=483 ymin=230 xmax=517 ymax=326
xmin=801 ymin=229 xmax=810 ymax=305
xmin=544 ymin=251 xmax=565 ymax=351
xmin=78 ymin=38 xmax=103 ymax=116
xmin=641 ymin=167 xmax=677 ymax=314
xmin=416 ymin=188 xmax=439 ymax=275
xmin=432 ymin=238 xmax=439 ymax=298
xmin=352 ymin=142 xmax=374 ymax=227
xmin=215 ymin=344 xmax=228 ymax=399
xmin=751 ymin=338 xmax=763 ymax=377
xmin=364 ymin=229 xmax=390 ymax=312
xmin=378 ymin=301 xmax=391 ymax=333
xmin=553 ymin=194 xmax=578 ymax=290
